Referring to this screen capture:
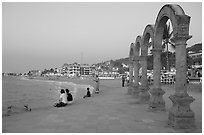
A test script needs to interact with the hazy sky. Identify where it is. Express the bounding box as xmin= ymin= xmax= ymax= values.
xmin=2 ymin=2 xmax=202 ymax=73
